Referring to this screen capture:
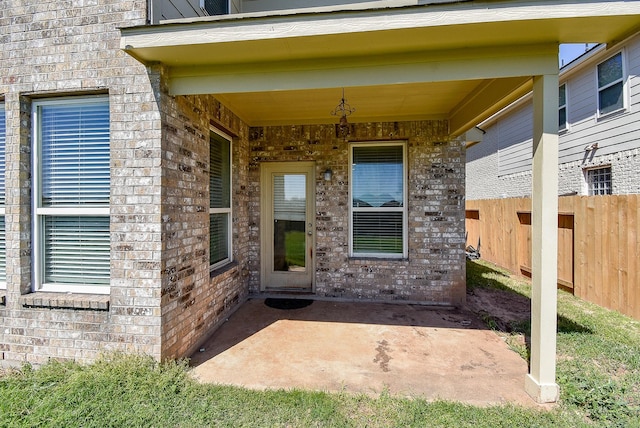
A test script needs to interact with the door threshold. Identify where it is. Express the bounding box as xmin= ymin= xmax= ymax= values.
xmin=259 ymin=290 xmax=315 ymax=297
